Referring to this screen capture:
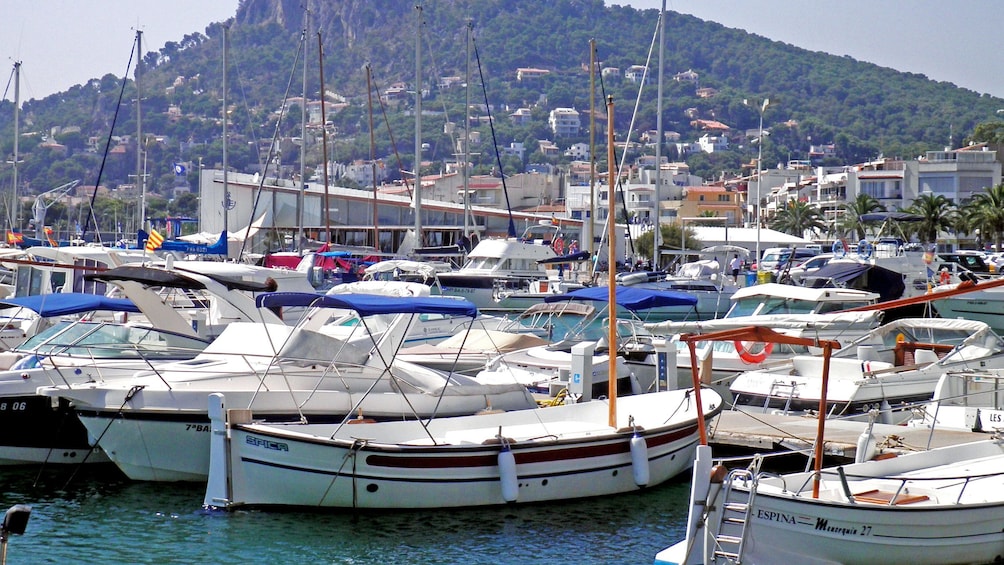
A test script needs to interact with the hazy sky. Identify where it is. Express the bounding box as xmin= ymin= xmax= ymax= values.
xmin=3 ymin=0 xmax=1002 ymax=101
